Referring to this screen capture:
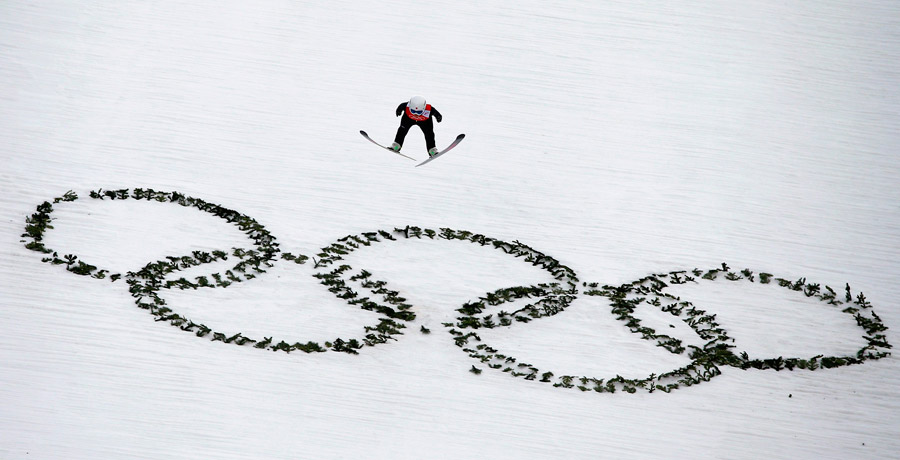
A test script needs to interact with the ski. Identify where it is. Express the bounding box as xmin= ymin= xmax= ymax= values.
xmin=359 ymin=130 xmax=416 ymax=161
xmin=415 ymin=134 xmax=466 ymax=167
